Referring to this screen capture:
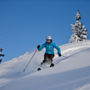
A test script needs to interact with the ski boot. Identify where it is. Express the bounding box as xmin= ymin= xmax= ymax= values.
xmin=50 ymin=63 xmax=54 ymax=67
xmin=41 ymin=60 xmax=46 ymax=65
xmin=37 ymin=68 xmax=41 ymax=71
